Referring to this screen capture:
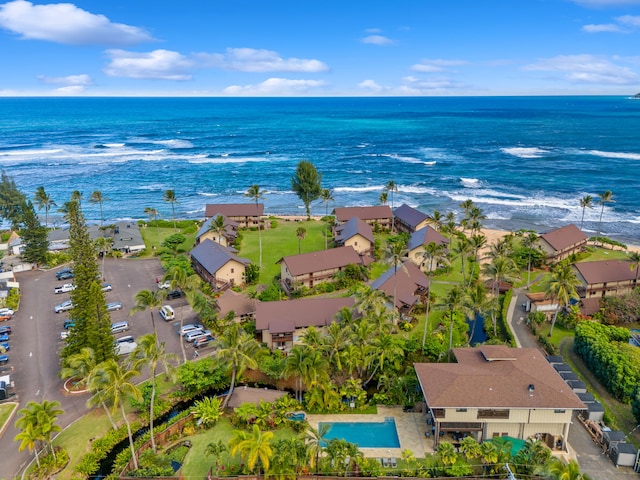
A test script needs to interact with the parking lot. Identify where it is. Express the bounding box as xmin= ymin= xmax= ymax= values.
xmin=0 ymin=256 xmax=203 ymax=478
